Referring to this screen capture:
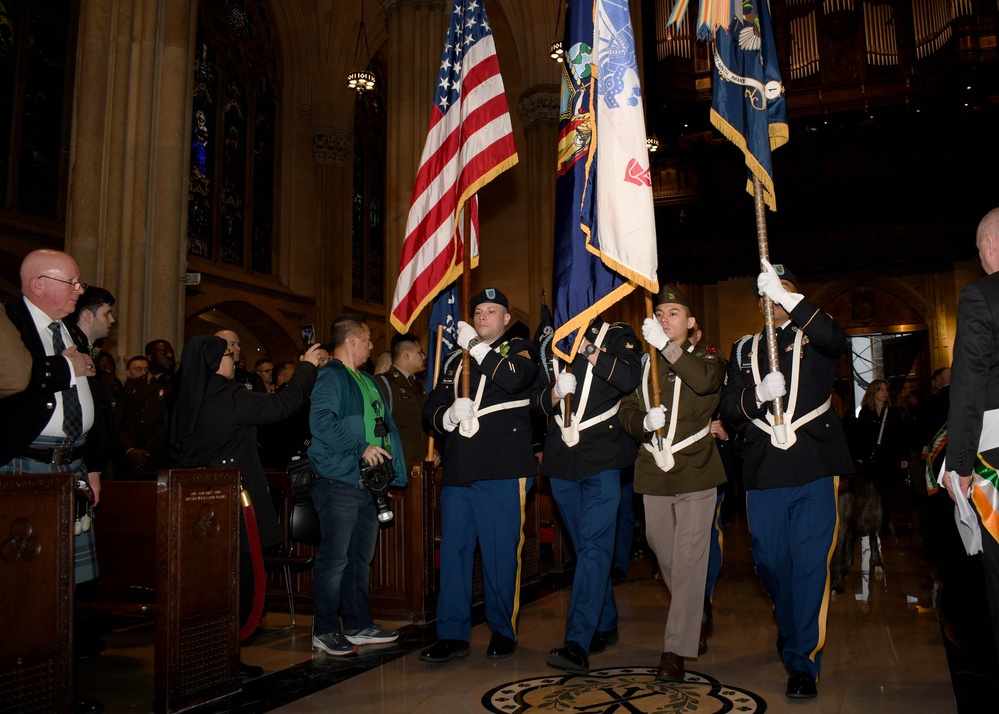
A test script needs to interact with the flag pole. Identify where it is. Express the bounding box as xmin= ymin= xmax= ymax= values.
xmin=753 ymin=176 xmax=787 ymax=443
xmin=427 ymin=323 xmax=445 ymax=463
xmin=644 ymin=293 xmax=663 ymax=445
xmin=460 ymin=205 xmax=472 ymax=401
